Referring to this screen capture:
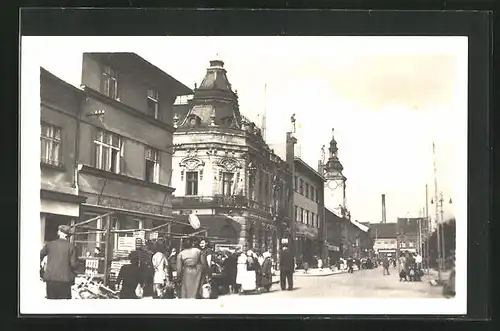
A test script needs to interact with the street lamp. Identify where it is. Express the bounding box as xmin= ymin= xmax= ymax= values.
xmin=431 ymin=192 xmax=452 ymax=278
